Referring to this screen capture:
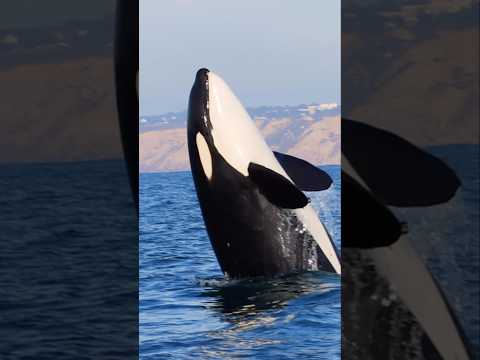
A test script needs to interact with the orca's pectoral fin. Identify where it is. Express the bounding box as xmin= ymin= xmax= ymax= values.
xmin=248 ymin=162 xmax=309 ymax=209
xmin=273 ymin=151 xmax=333 ymax=191
xmin=342 ymin=118 xmax=461 ymax=207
